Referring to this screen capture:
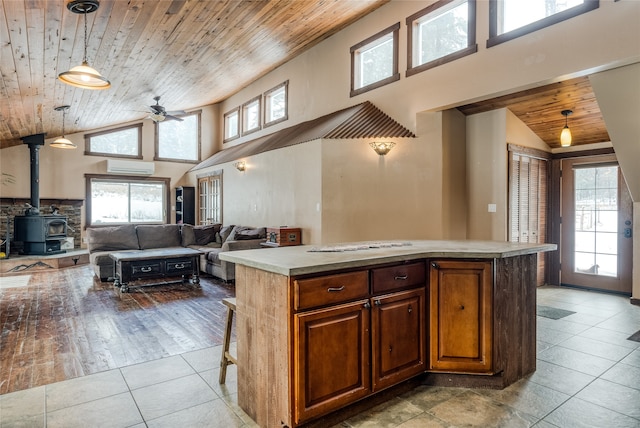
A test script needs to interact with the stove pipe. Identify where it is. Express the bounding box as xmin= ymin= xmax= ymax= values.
xmin=20 ymin=133 xmax=46 ymax=216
